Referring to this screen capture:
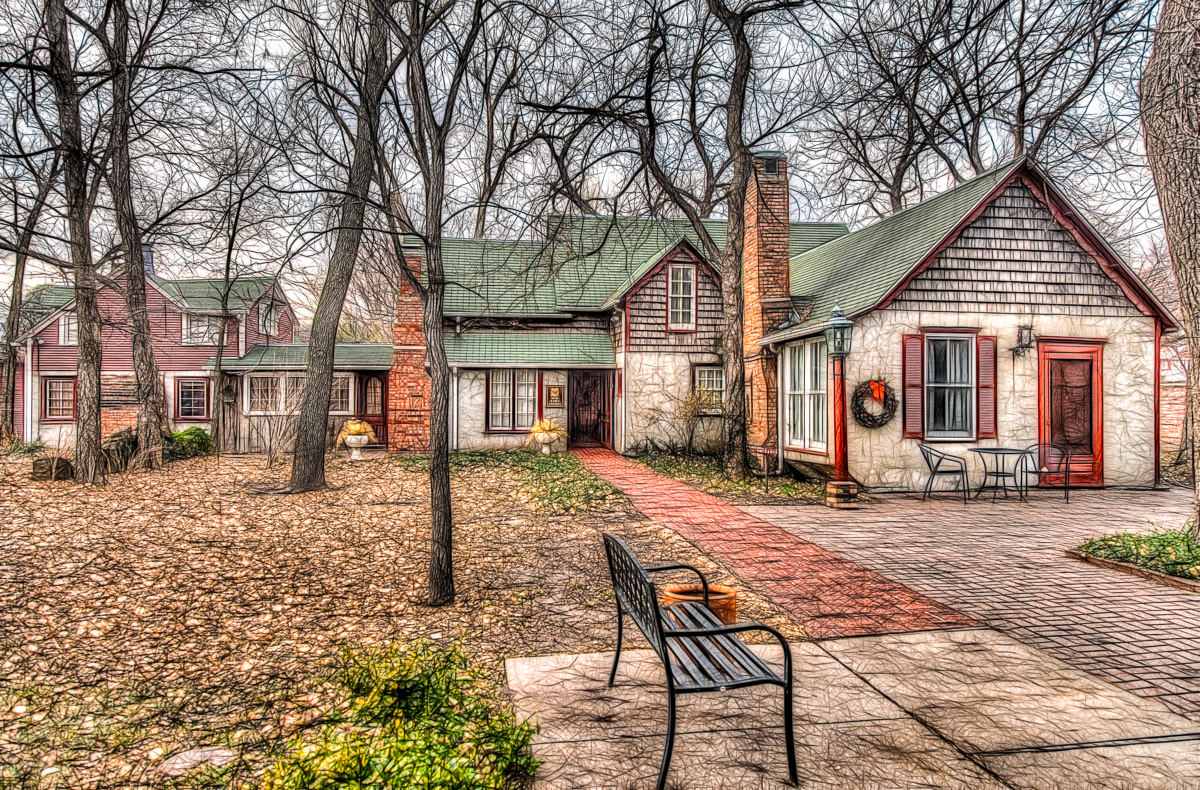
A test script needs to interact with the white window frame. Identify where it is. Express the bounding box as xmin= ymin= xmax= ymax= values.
xmin=693 ymin=365 xmax=724 ymax=414
xmin=329 ymin=373 xmax=354 ymax=415
xmin=784 ymin=337 xmax=828 ymax=452
xmin=175 ymin=378 xmax=210 ymax=420
xmin=259 ymin=302 xmax=283 ymax=337
xmin=247 ymin=371 xmax=354 ymax=415
xmin=58 ymin=314 xmax=78 ymax=346
xmin=667 ymin=264 xmax=697 ymax=331
xmin=488 ymin=368 xmax=538 ymax=432
xmin=924 ymin=334 xmax=976 ymax=440
xmin=181 ymin=314 xmax=224 ymax=346
xmin=247 ymin=374 xmax=281 ymax=414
